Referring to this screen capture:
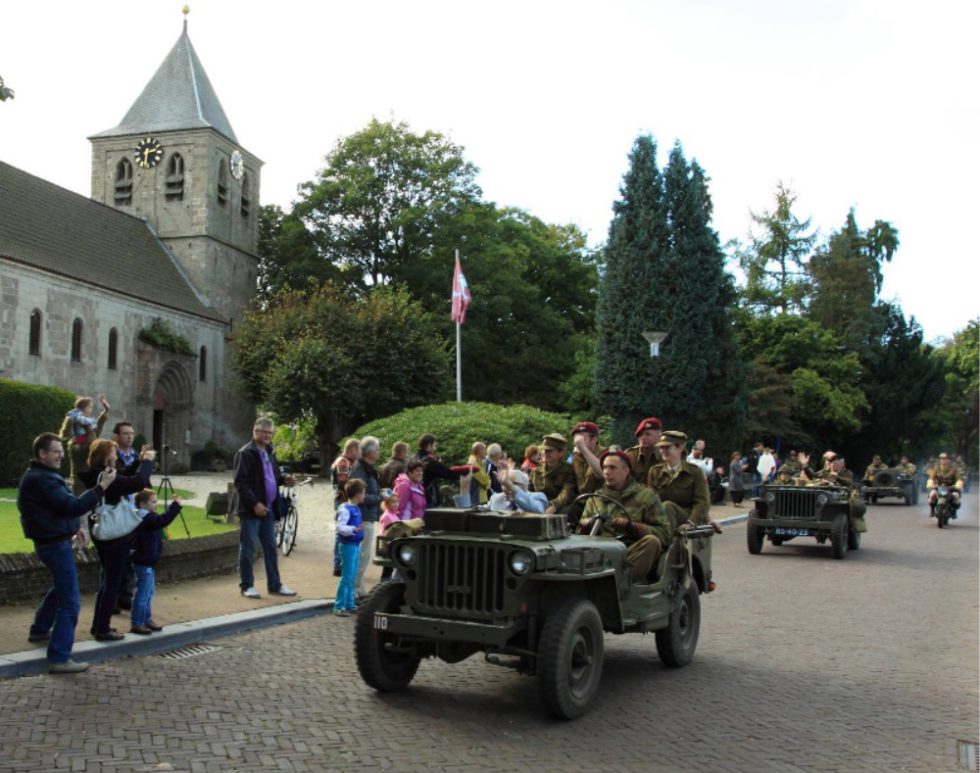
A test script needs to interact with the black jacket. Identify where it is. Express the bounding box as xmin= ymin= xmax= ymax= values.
xmin=131 ymin=501 xmax=183 ymax=566
xmin=350 ymin=459 xmax=381 ymax=523
xmin=233 ymin=440 xmax=284 ymax=518
xmin=18 ymin=462 xmax=104 ymax=544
